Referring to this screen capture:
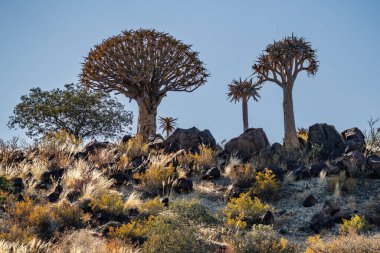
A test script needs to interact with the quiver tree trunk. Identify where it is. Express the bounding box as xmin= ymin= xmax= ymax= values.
xmin=242 ymin=97 xmax=248 ymax=132
xmin=283 ymin=87 xmax=300 ymax=149
xmin=137 ymin=100 xmax=158 ymax=140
